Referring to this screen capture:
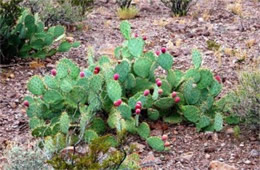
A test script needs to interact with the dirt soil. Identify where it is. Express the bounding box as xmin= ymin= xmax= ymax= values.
xmin=0 ymin=0 xmax=259 ymax=169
